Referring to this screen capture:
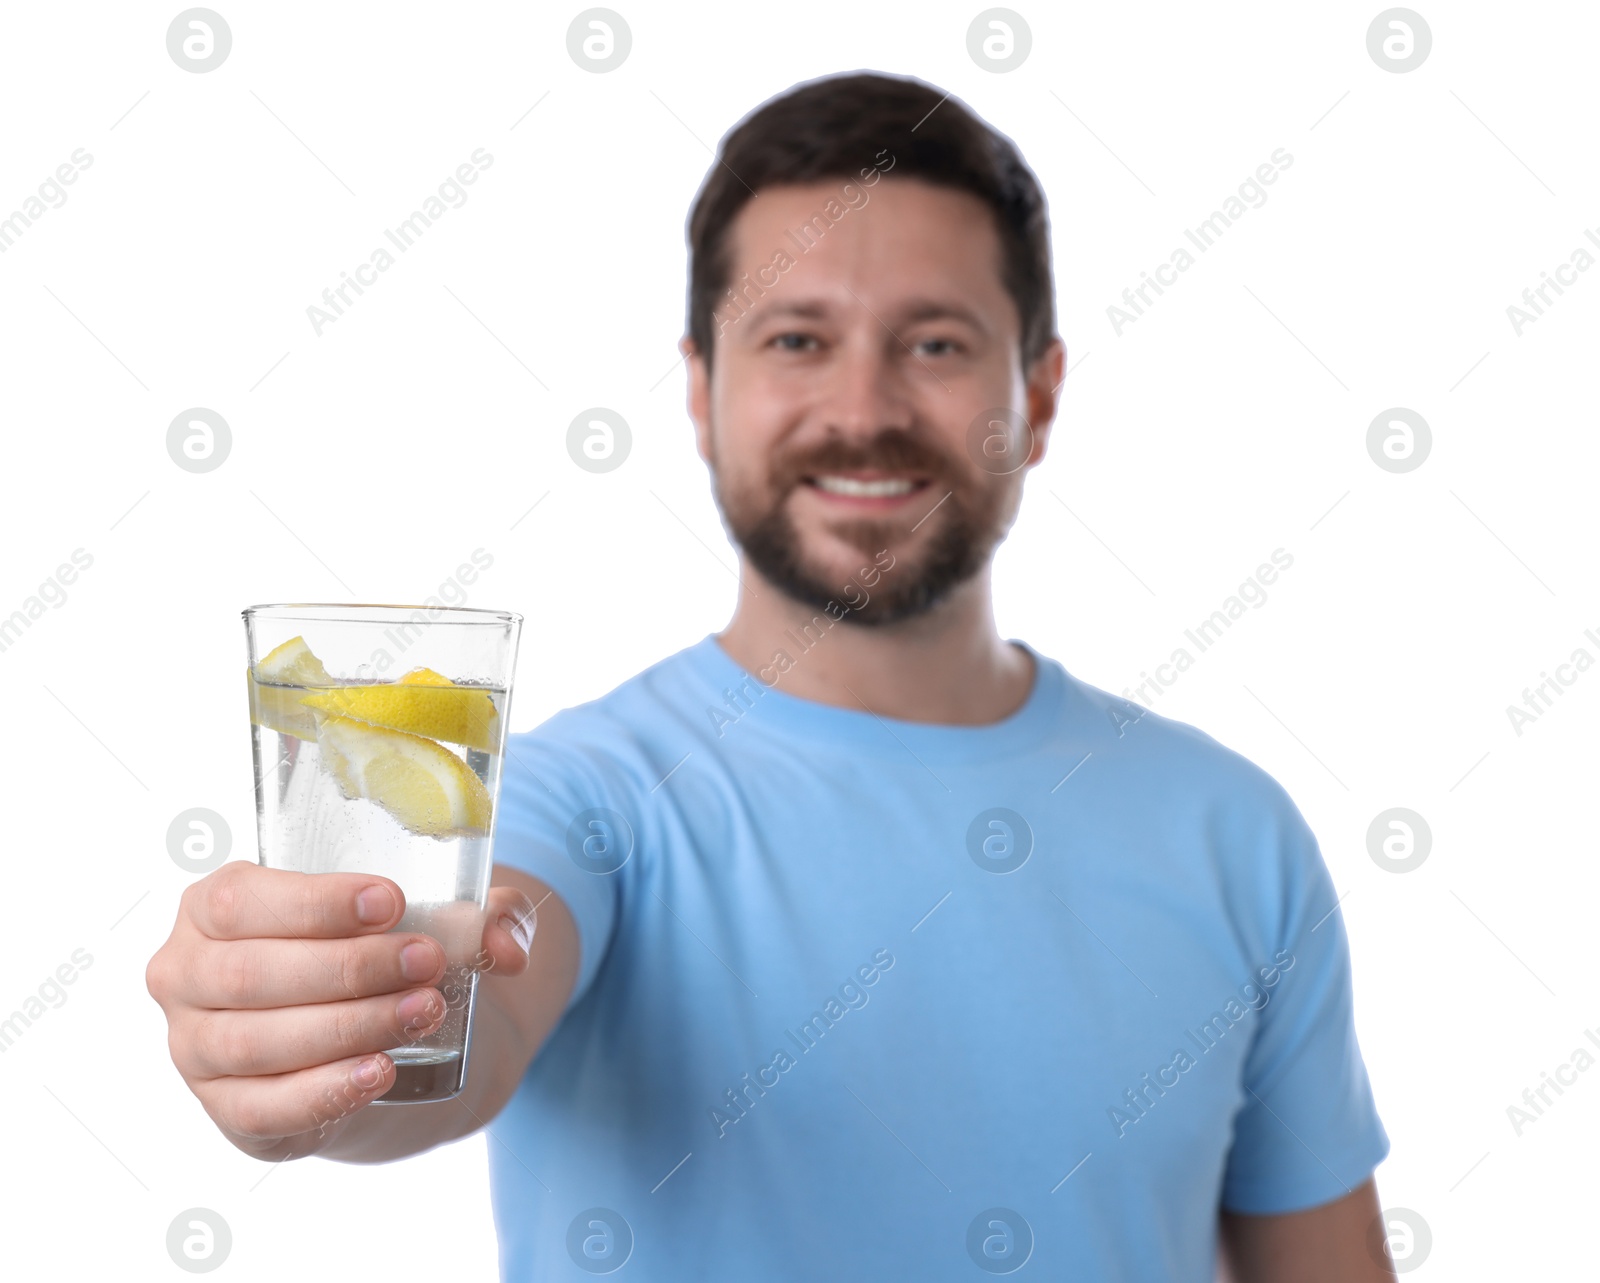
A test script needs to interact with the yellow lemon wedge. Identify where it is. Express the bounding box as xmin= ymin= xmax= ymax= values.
xmin=314 ymin=715 xmax=491 ymax=838
xmin=256 ymin=636 xmax=333 ymax=685
xmin=300 ymin=666 xmax=500 ymax=751
xmin=249 ymin=635 xmax=333 ymax=740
